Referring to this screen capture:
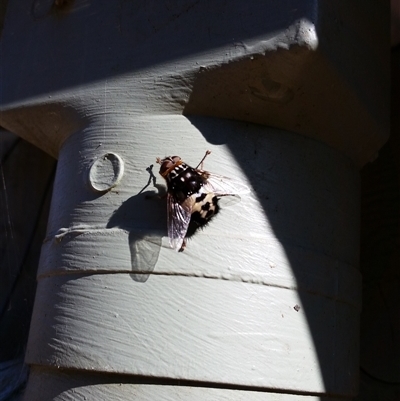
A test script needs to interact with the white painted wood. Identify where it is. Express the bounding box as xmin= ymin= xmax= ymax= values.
xmin=27 ymin=273 xmax=358 ymax=394
xmin=26 ymin=116 xmax=360 ymax=398
xmin=39 ymin=230 xmax=360 ymax=308
xmin=24 ymin=368 xmax=345 ymax=401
